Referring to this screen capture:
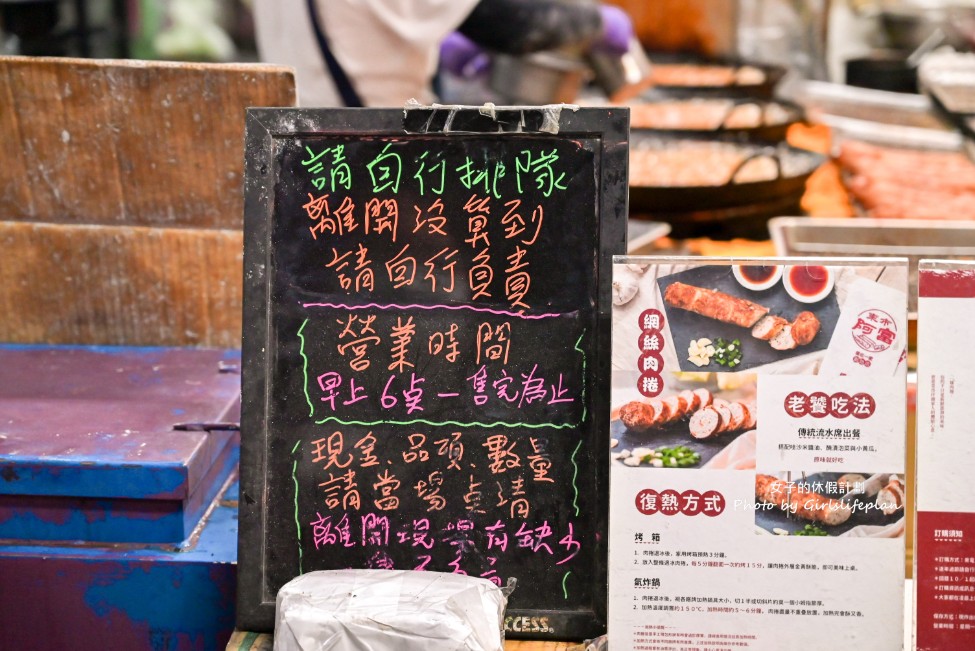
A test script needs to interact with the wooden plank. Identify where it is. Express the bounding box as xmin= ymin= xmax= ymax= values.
xmin=0 ymin=221 xmax=243 ymax=347
xmin=0 ymin=56 xmax=295 ymax=229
